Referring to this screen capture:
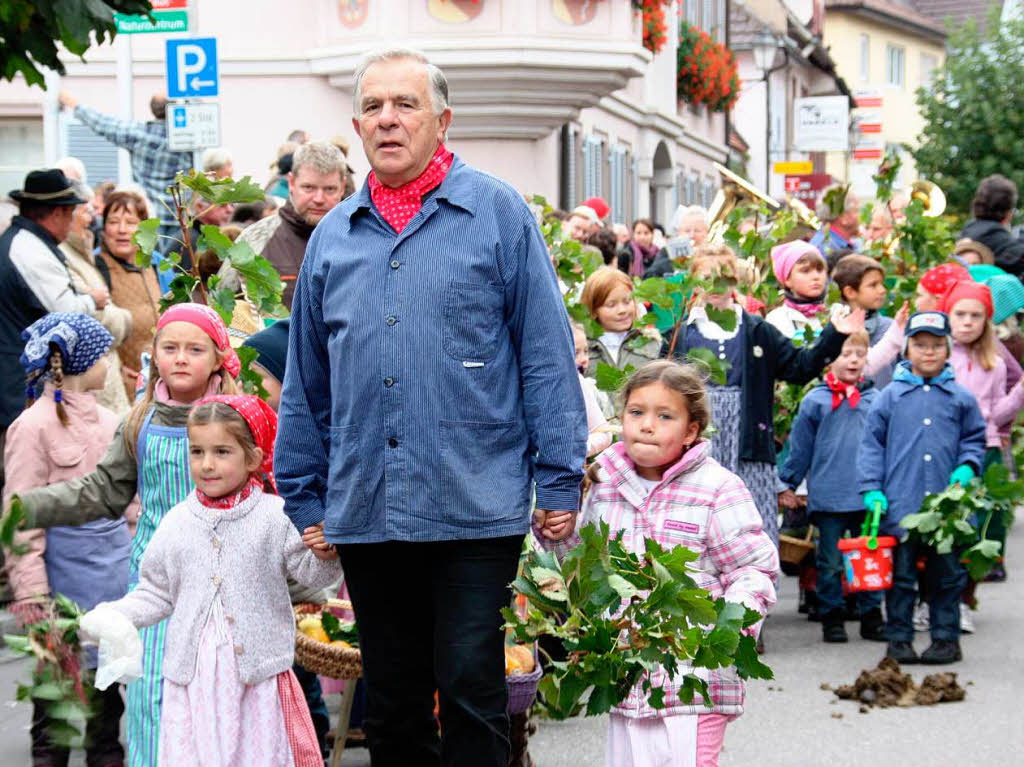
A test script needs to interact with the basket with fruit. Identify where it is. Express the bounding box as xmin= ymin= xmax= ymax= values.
xmin=505 ymin=643 xmax=542 ymax=714
xmin=294 ymin=599 xmax=361 ymax=680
